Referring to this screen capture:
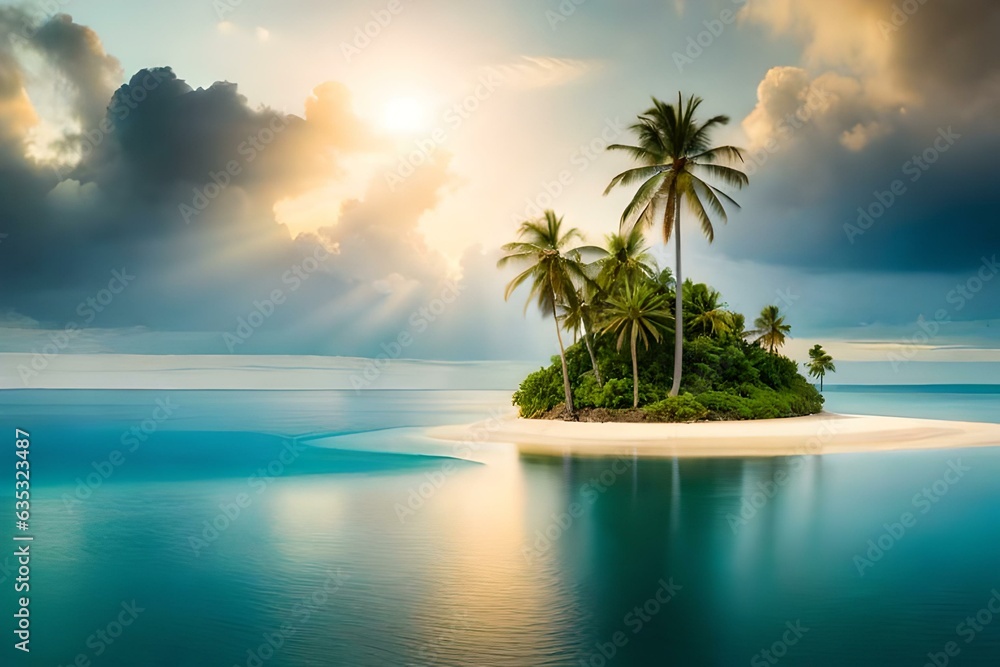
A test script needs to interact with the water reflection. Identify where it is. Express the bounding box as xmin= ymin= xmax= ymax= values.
xmin=517 ymin=452 xmax=1000 ymax=665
